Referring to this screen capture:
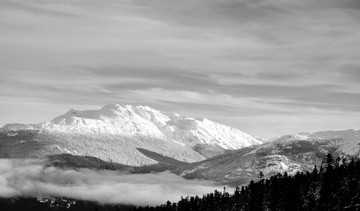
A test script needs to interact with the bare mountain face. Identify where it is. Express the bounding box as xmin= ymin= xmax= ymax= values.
xmin=176 ymin=129 xmax=360 ymax=186
xmin=0 ymin=104 xmax=261 ymax=166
